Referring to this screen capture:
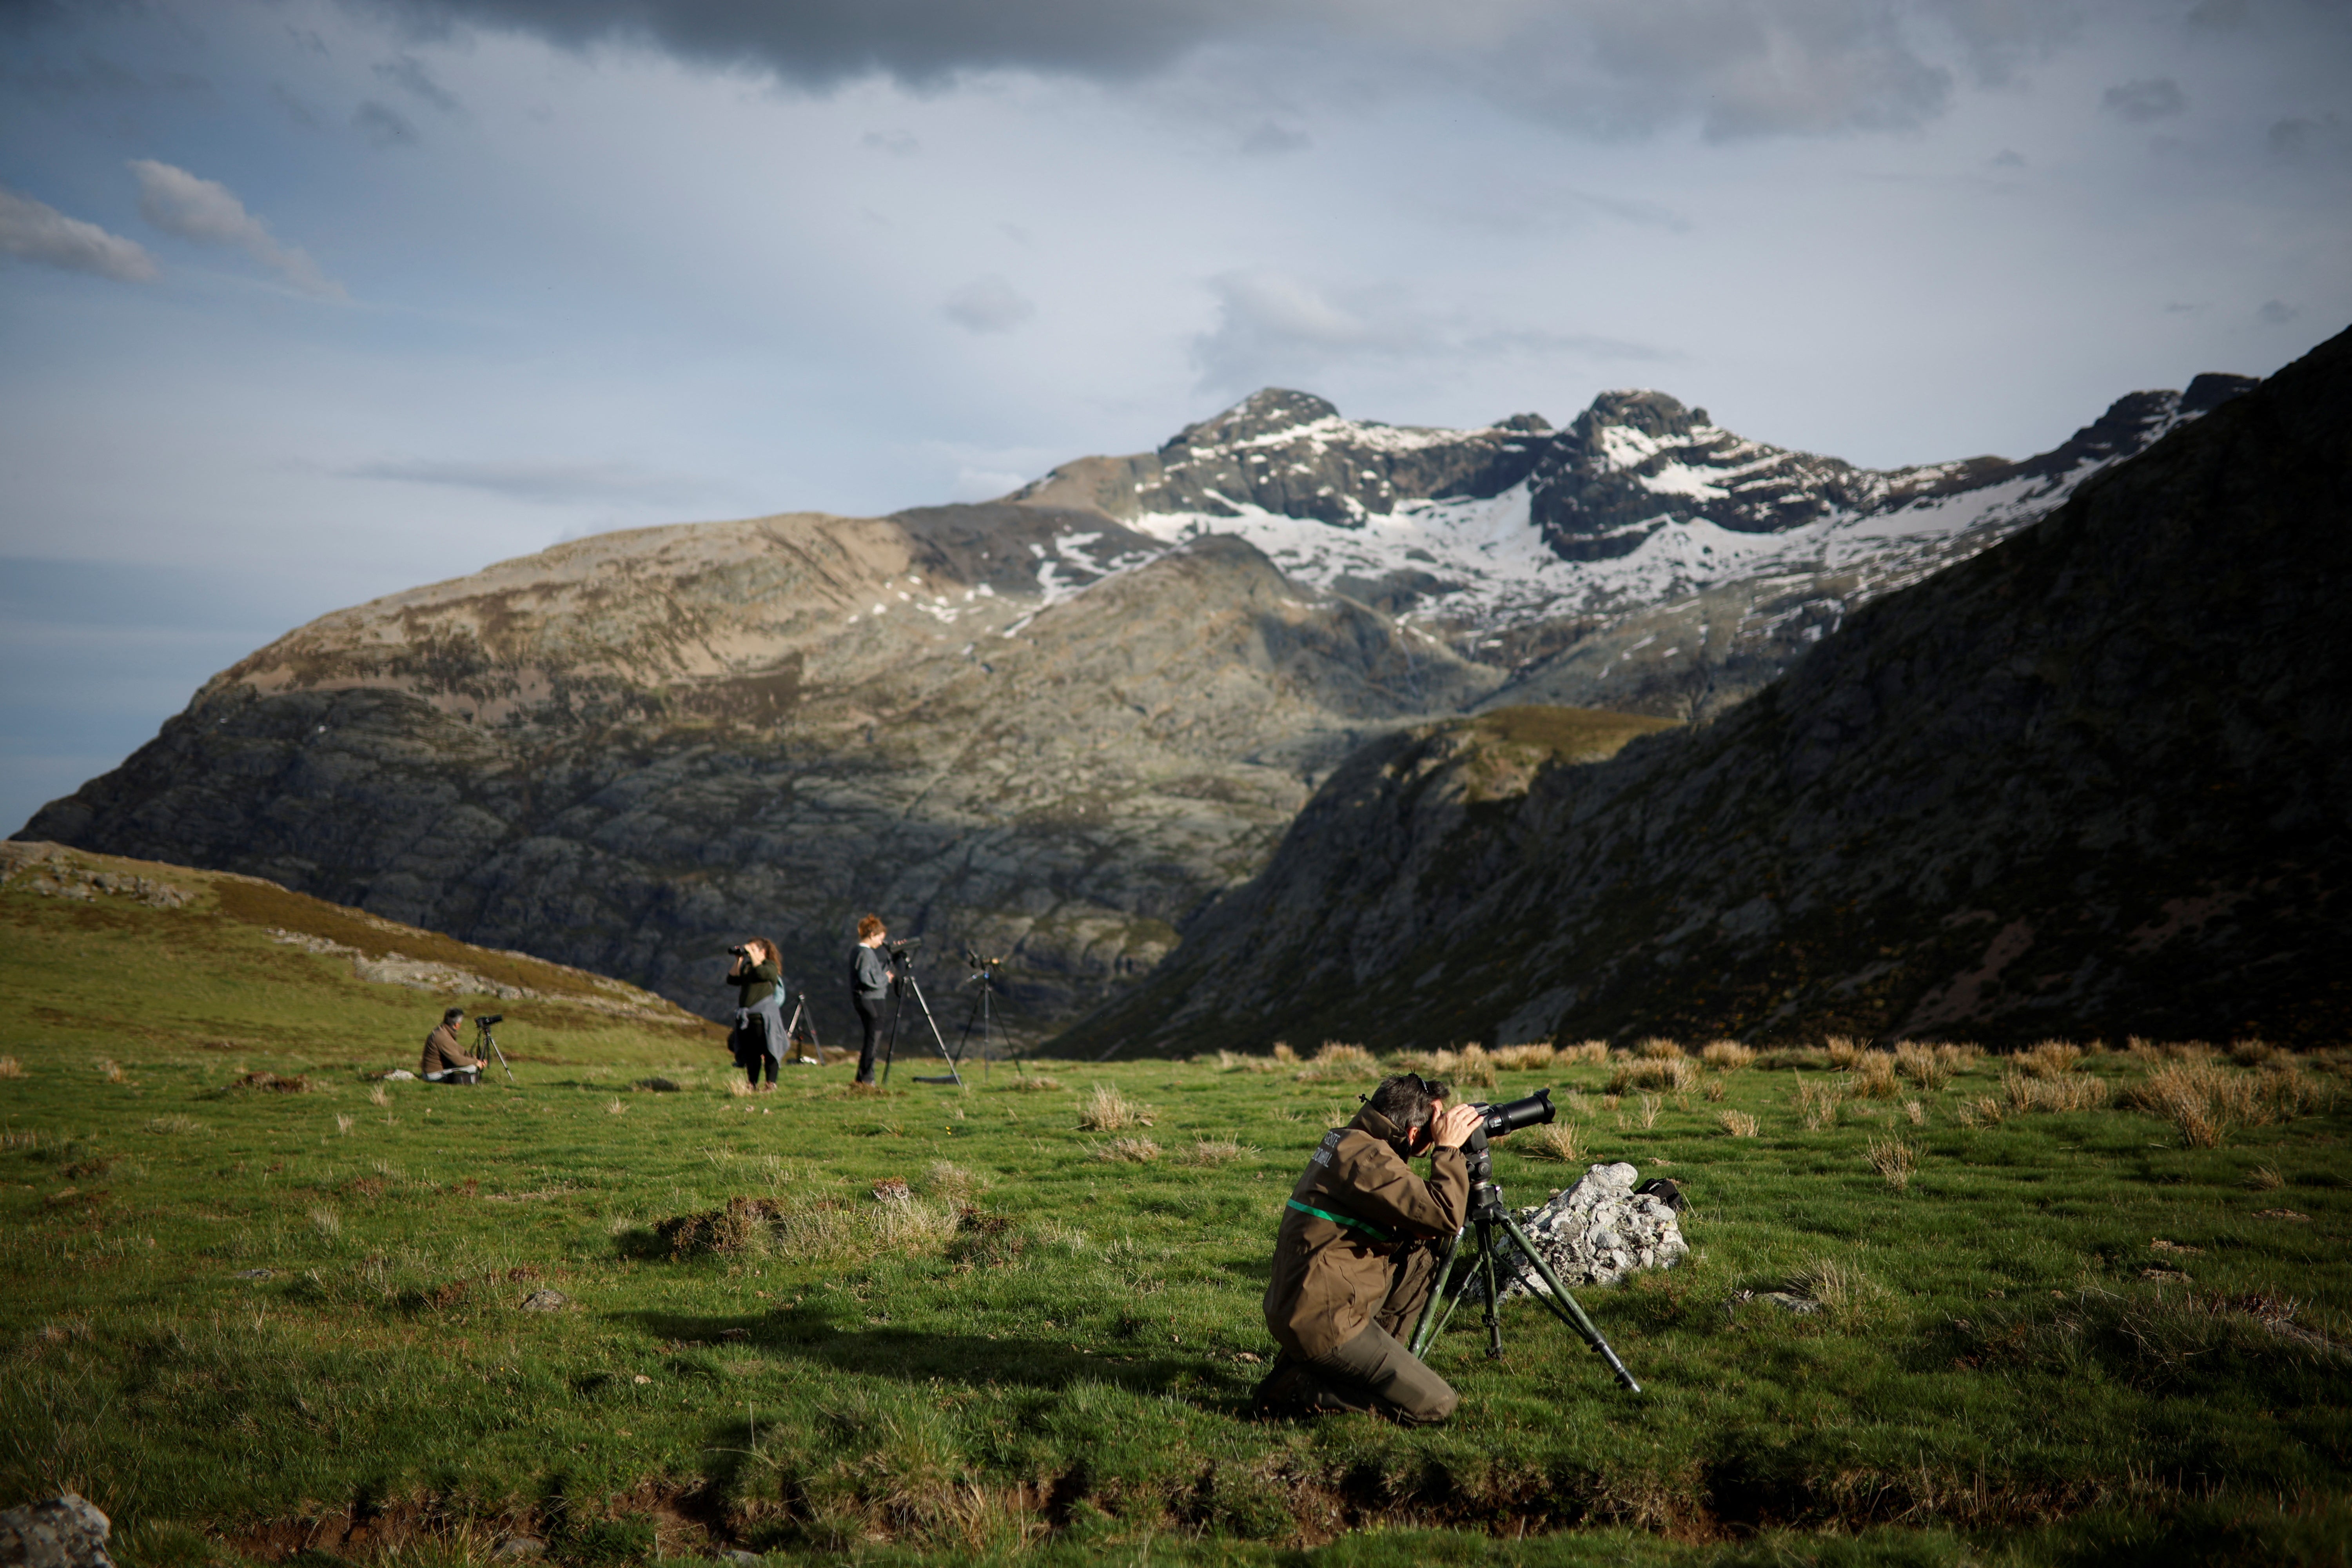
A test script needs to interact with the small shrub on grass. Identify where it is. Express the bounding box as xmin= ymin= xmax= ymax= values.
xmin=2014 ymin=1040 xmax=2085 ymax=1078
xmin=1557 ymin=1040 xmax=1610 ymax=1064
xmin=1851 ymin=1053 xmax=1900 ymax=1099
xmin=1894 ymin=1040 xmax=1973 ymax=1090
xmin=1636 ymin=1037 xmax=1686 ymax=1059
xmin=1491 ymin=1042 xmax=1558 ymax=1070
xmin=1522 ymin=1122 xmax=1585 ymax=1161
xmin=1076 ymin=1082 xmax=1152 ymax=1131
xmin=1954 ymin=1095 xmax=2004 ymax=1129
xmin=1094 ymin=1137 xmax=1160 ymax=1163
xmin=2130 ymin=1059 xmax=2330 ymax=1147
xmin=1717 ymin=1110 xmax=1759 ymax=1138
xmin=1868 ymin=1138 xmax=1918 ymax=1191
xmin=1701 ymin=1040 xmax=1755 ymax=1071
xmin=1611 ymin=1056 xmax=1698 ymax=1093
xmin=1795 ymin=1077 xmax=1844 ymax=1130
xmin=1294 ymin=1042 xmax=1379 ymax=1081
xmin=1824 ymin=1036 xmax=1864 ymax=1069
